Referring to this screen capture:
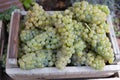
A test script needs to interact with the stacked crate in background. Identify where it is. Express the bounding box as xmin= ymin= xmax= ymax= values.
xmin=0 ymin=0 xmax=23 ymax=12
